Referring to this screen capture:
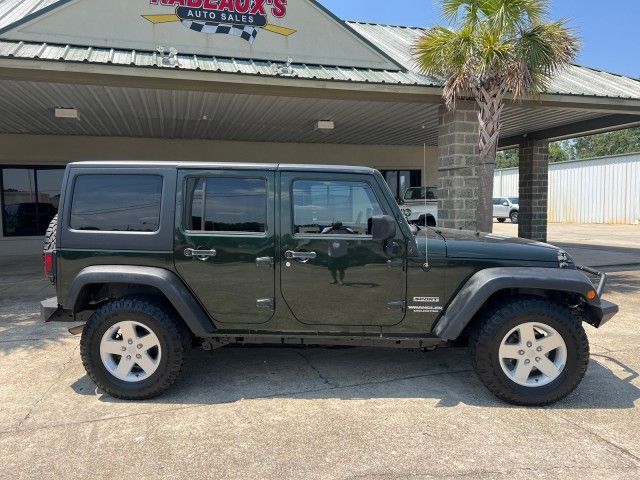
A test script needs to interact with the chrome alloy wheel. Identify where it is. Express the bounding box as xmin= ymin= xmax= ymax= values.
xmin=99 ymin=321 xmax=162 ymax=382
xmin=498 ymin=322 xmax=568 ymax=387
